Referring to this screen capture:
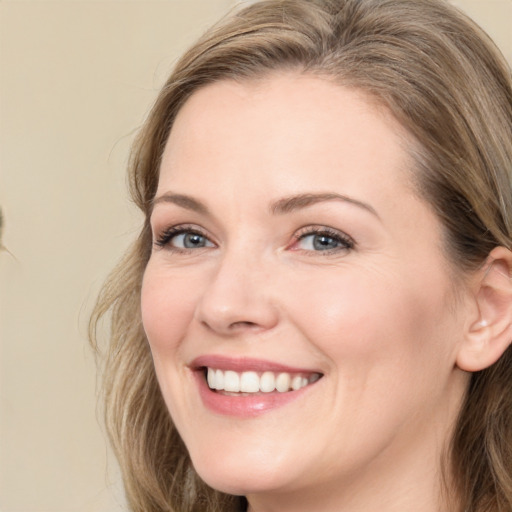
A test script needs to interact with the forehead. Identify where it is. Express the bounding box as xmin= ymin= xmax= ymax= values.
xmin=159 ymin=73 xmax=416 ymax=199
